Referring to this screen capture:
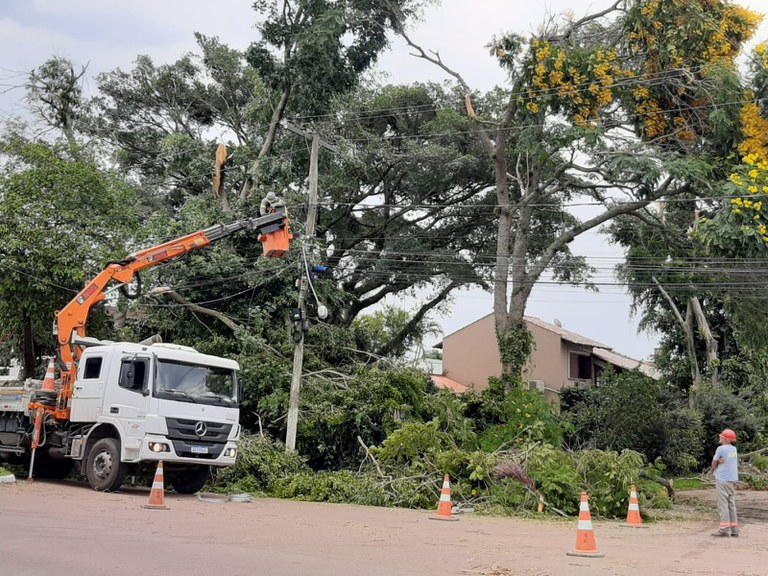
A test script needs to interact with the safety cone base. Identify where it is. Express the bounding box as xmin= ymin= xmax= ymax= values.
xmin=566 ymin=550 xmax=605 ymax=558
xmin=620 ymin=523 xmax=648 ymax=528
xmin=429 ymin=512 xmax=459 ymax=521
xmin=143 ymin=503 xmax=169 ymax=510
